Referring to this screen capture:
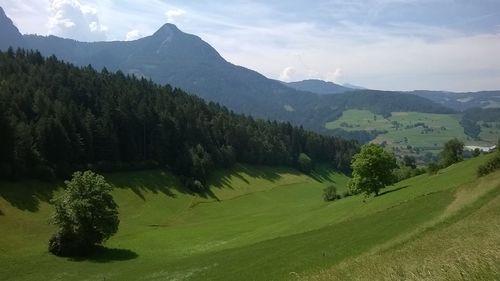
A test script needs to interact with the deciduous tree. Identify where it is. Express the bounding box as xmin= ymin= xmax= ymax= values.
xmin=348 ymin=144 xmax=397 ymax=197
xmin=48 ymin=170 xmax=119 ymax=256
